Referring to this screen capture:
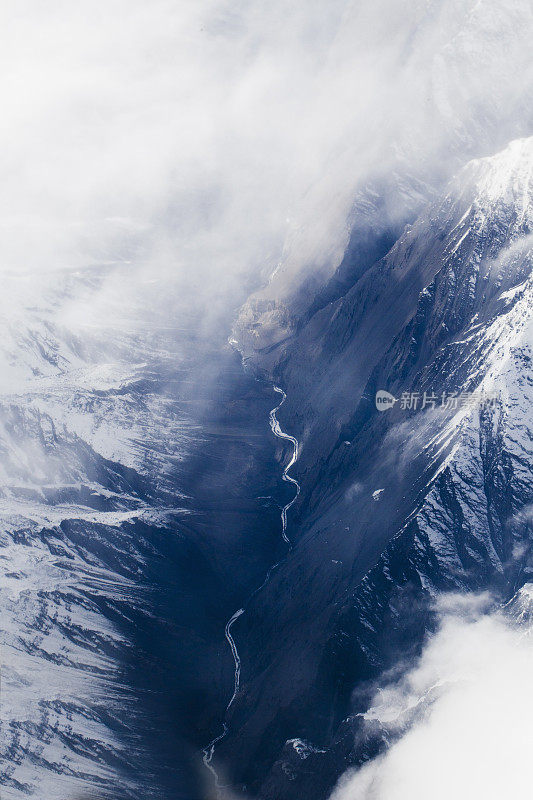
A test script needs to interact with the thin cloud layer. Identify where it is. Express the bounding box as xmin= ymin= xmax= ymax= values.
xmin=2 ymin=0 xmax=532 ymax=327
